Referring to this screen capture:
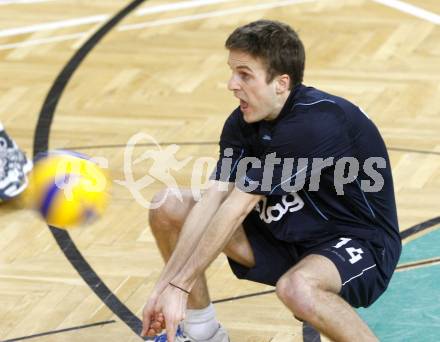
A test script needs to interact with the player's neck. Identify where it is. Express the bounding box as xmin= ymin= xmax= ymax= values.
xmin=265 ymin=90 xmax=291 ymax=121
